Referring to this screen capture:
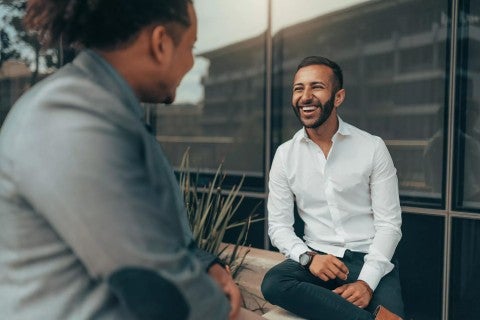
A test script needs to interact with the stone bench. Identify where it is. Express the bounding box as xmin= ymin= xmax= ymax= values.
xmin=220 ymin=245 xmax=305 ymax=319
